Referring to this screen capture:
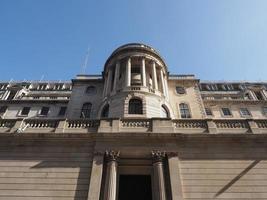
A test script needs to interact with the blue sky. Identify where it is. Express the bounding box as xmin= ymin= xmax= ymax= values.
xmin=0 ymin=0 xmax=267 ymax=81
